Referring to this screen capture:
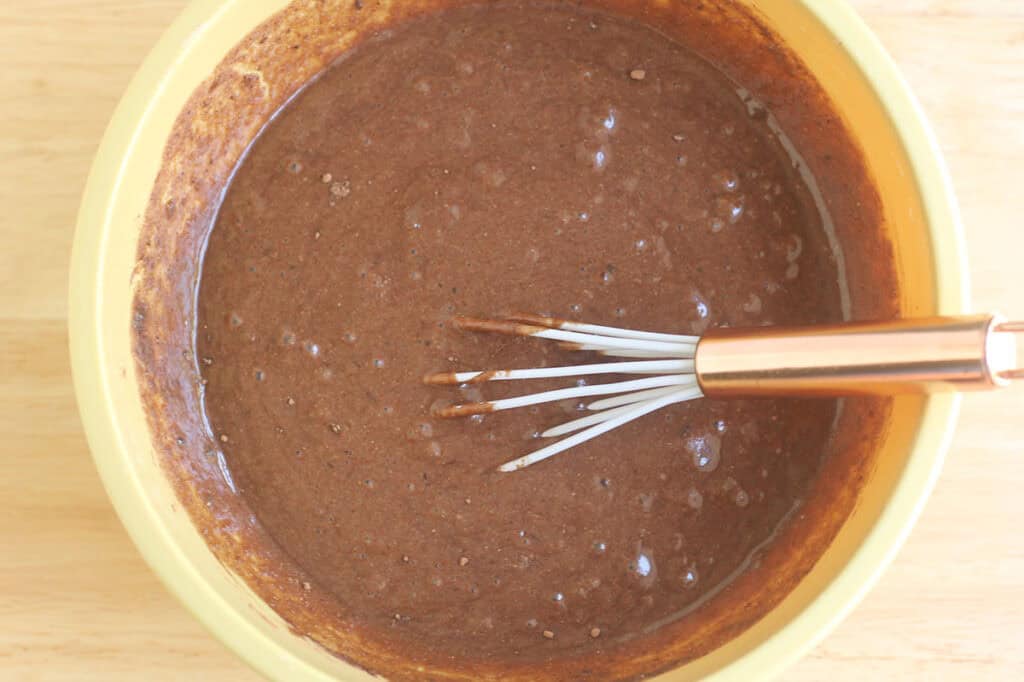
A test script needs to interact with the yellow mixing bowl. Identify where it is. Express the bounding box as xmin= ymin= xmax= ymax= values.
xmin=69 ymin=0 xmax=967 ymax=679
